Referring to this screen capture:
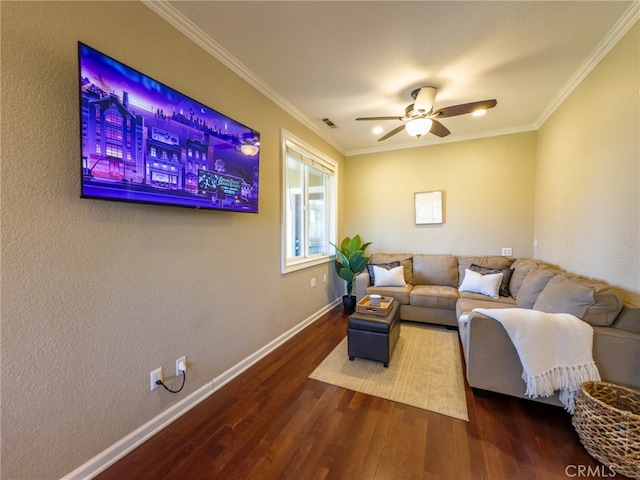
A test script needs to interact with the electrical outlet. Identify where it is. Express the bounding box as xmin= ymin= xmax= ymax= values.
xmin=176 ymin=356 xmax=187 ymax=376
xmin=501 ymin=247 xmax=512 ymax=256
xmin=150 ymin=367 xmax=163 ymax=391
xmin=311 ymin=277 xmax=316 ymax=287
